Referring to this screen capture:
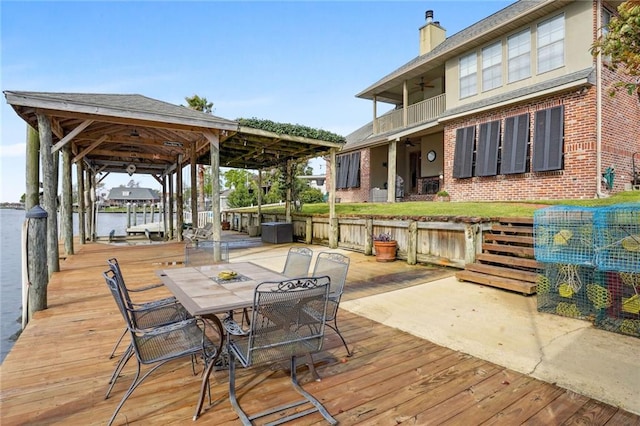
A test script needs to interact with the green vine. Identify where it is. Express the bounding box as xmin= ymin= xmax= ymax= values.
xmin=237 ymin=117 xmax=345 ymax=144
